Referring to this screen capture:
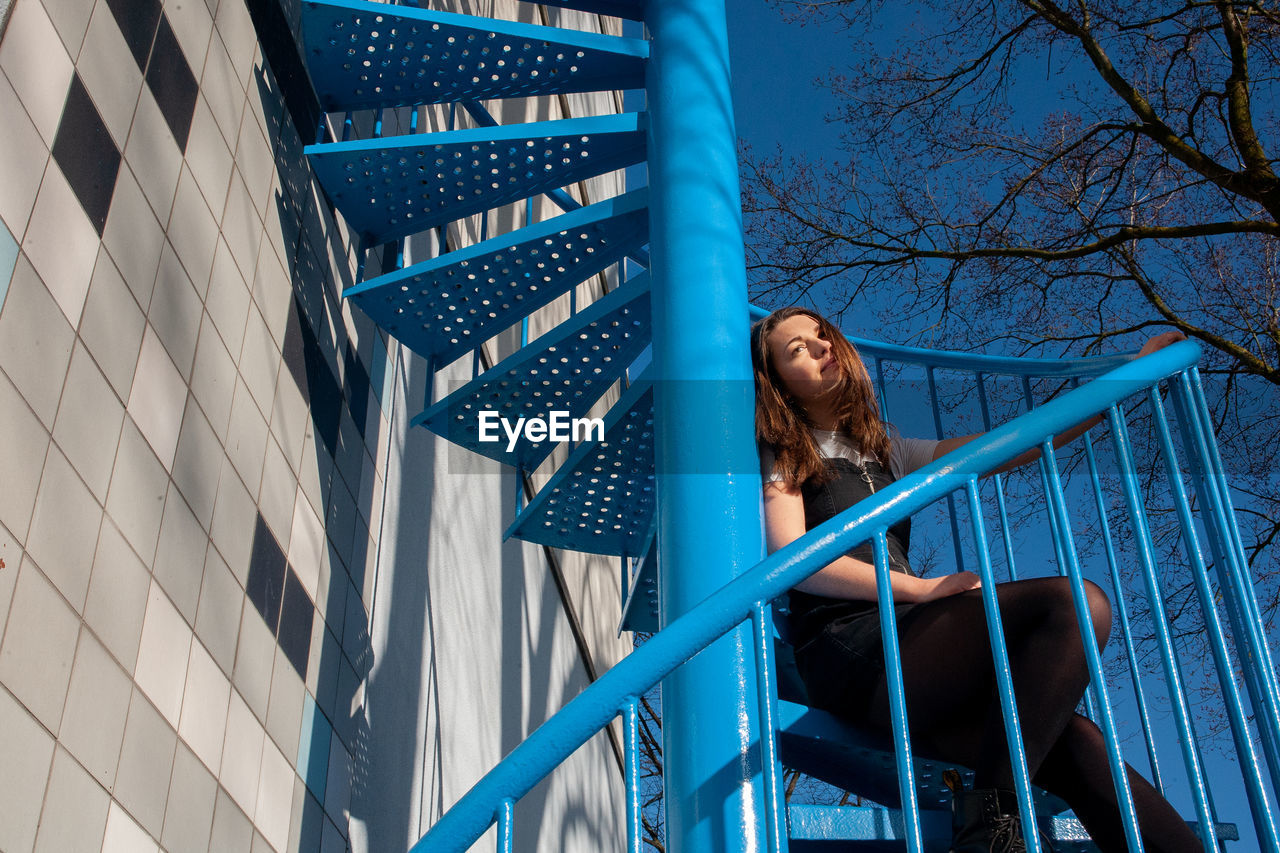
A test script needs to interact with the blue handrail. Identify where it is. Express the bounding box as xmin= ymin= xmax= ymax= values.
xmin=408 ymin=340 xmax=1226 ymax=852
